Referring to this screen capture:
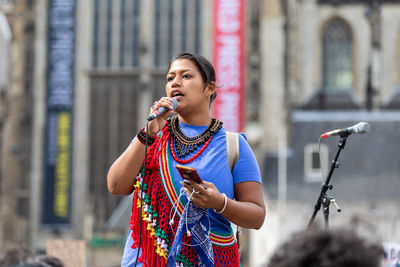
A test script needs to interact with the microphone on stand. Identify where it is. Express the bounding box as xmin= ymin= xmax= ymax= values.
xmin=320 ymin=122 xmax=370 ymax=139
xmin=147 ymin=97 xmax=178 ymax=121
